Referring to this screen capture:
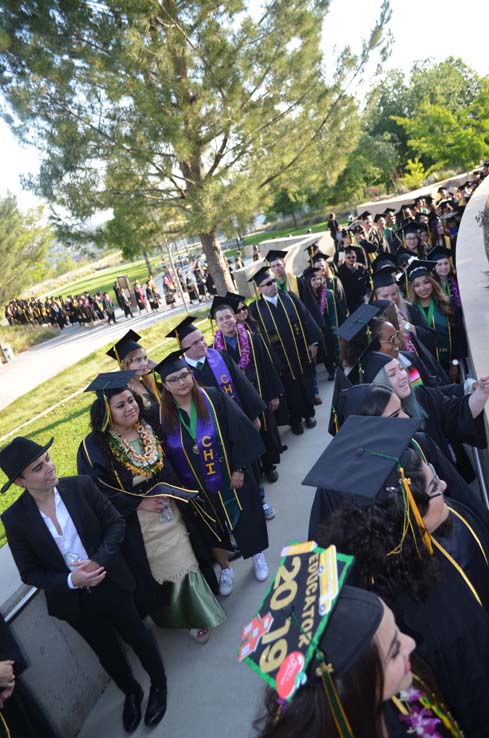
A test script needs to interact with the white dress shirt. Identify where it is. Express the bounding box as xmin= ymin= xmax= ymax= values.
xmin=184 ymin=354 xmax=206 ymax=367
xmin=263 ymin=294 xmax=279 ymax=307
xmin=39 ymin=488 xmax=88 ymax=589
